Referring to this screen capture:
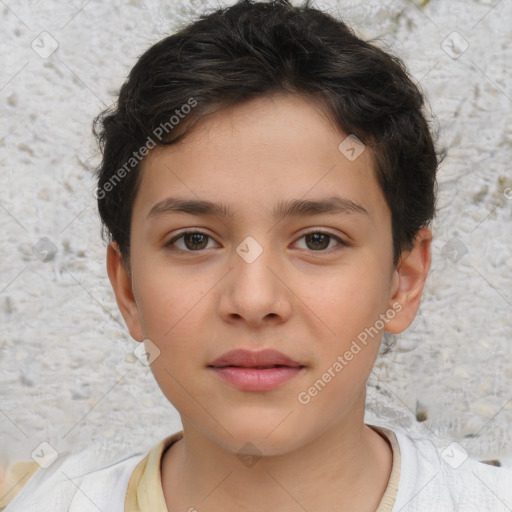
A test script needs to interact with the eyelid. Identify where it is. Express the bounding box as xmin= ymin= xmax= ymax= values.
xmin=165 ymin=228 xmax=219 ymax=250
xmin=295 ymin=228 xmax=348 ymax=250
